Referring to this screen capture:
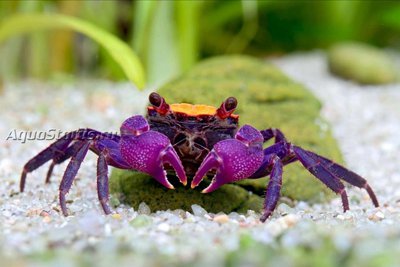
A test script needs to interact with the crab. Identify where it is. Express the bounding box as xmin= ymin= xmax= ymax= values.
xmin=20 ymin=92 xmax=379 ymax=221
